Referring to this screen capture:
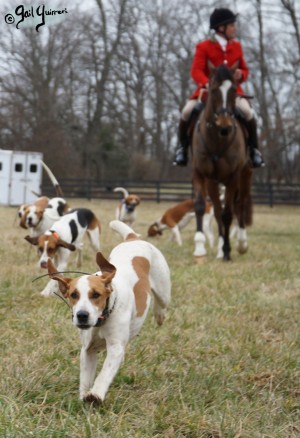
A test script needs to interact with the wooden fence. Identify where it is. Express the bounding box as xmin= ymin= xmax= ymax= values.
xmin=42 ymin=179 xmax=300 ymax=207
